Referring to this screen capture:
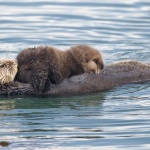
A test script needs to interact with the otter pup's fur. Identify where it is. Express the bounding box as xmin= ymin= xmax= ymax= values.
xmin=15 ymin=44 xmax=104 ymax=93
xmin=0 ymin=59 xmax=17 ymax=85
